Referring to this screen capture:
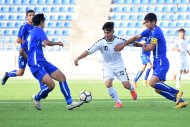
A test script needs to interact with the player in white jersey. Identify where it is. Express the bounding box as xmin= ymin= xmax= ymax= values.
xmin=172 ymin=28 xmax=190 ymax=88
xmin=74 ymin=22 xmax=137 ymax=108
